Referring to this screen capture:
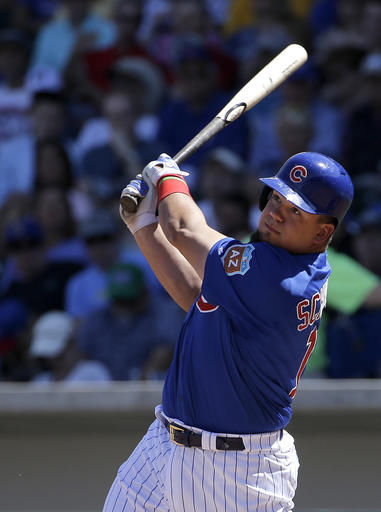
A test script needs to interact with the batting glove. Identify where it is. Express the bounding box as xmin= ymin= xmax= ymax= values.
xmin=120 ymin=174 xmax=158 ymax=235
xmin=142 ymin=153 xmax=189 ymax=187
